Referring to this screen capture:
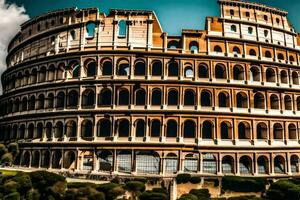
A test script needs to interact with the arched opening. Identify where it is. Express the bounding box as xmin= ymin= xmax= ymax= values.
xmin=97 ymin=119 xmax=111 ymax=137
xmin=68 ymin=61 xmax=80 ymax=78
xmin=55 ymin=121 xmax=63 ymax=138
xmin=221 ymin=122 xmax=232 ymax=139
xmin=151 ymin=60 xmax=162 ymax=76
xmin=184 ymin=90 xmax=195 ymax=106
xmin=30 ymin=69 xmax=37 ymax=84
xmin=36 ymin=123 xmax=43 ymax=139
xmin=134 ymin=60 xmax=146 ymax=76
xmin=183 ymin=120 xmax=196 ymax=138
xmin=215 ymin=64 xmax=226 ymax=79
xmin=266 ymin=68 xmax=276 ymax=82
xmin=233 ymin=65 xmax=244 ymax=80
xmin=257 ymin=123 xmax=268 ymax=139
xmin=118 ymin=119 xmax=130 ymax=137
xmin=86 ymin=22 xmax=96 ymax=38
xmin=19 ymin=124 xmax=26 ymax=139
xmin=168 ymin=61 xmax=179 ymax=77
xmin=13 ymin=99 xmax=20 ymax=113
xmin=236 ymin=92 xmax=248 ymax=108
xmin=257 ymin=156 xmax=269 ymax=174
xmin=21 ymin=97 xmax=27 ymax=111
xmin=99 ymin=89 xmax=112 ymax=106
xmin=274 ymin=156 xmax=285 ymax=174
xmin=201 ymin=91 xmax=212 ymax=107
xmin=239 ymin=156 xmax=252 ymax=174
xmin=218 ymin=92 xmax=229 ymax=108
xmin=231 ymin=25 xmax=237 ymax=32
xmin=297 ymin=96 xmax=300 ymax=111
xmin=135 ymin=89 xmax=146 ymax=105
xmin=64 ymin=151 xmax=76 ymax=169
xmin=56 ymin=92 xmax=65 ymax=109
xmin=136 ymin=151 xmax=160 ymax=174
xmin=118 ymin=88 xmax=130 ymax=105
xmin=118 ymin=20 xmax=127 ymax=37
xmin=277 ymin=53 xmax=284 ymax=60
xmin=165 ymin=153 xmax=178 ymax=174
xmin=166 ymin=120 xmax=177 ymax=137
xmin=214 ymin=45 xmax=222 ymax=53
xmin=222 ymin=156 xmax=234 ymax=174
xmin=203 ymin=154 xmax=217 ymax=174
xmin=250 ymin=66 xmax=260 ymax=82
xmin=151 ymin=119 xmax=161 ymax=137
xmin=233 ymin=46 xmax=240 ymax=54
xmin=284 ymin=95 xmax=292 ymax=110
xmin=63 ymin=121 xmax=76 ymax=139
xmin=288 ymin=124 xmax=297 ymax=140
xmin=31 ymin=151 xmax=40 ymax=168
xmin=273 ymin=123 xmax=283 ymax=139
xmin=184 ymin=66 xmax=194 ymax=78
xmin=290 ymin=55 xmax=295 ymax=62
xmin=67 ymin=90 xmax=78 ymax=107
xmin=27 ymin=123 xmax=34 ymax=139
xmin=82 ymin=89 xmax=95 ymax=107
xmin=98 ymin=150 xmax=113 ymax=171
xmin=270 ymin=94 xmax=279 ymax=109
xmin=117 ymin=60 xmax=130 ymax=76
xmin=46 ymin=94 xmax=54 ymax=109
xmin=102 ymin=60 xmax=113 ymax=76
xmin=280 ymin=70 xmax=288 ymax=84
xmin=81 ymin=120 xmax=93 ymax=138
xmin=238 ymin=122 xmax=250 ymax=139
xmin=21 ymin=151 xmax=30 ymax=167
xmin=41 ymin=151 xmax=50 ymax=168
xmin=292 ymin=71 xmax=299 ymax=85
xmin=168 ymin=89 xmax=178 ymax=105
xmin=202 ymin=121 xmax=213 ymax=139
xmin=52 ymin=150 xmax=62 ymax=169
xmin=291 ymin=155 xmax=299 ymax=173
xmin=45 ymin=122 xmax=53 ymax=139
xmin=135 ymin=119 xmax=145 ymax=137
xmin=85 ymin=59 xmax=96 ymax=77
xmin=56 ymin=63 xmax=64 ymax=80
xmin=28 ymin=95 xmax=36 ymax=110
xmin=167 ymin=40 xmax=180 ymax=49
xmin=198 ymin=64 xmax=209 ymax=78
xmin=189 ymin=41 xmax=199 ymax=52
xmin=117 ymin=150 xmax=132 ymax=173
xmin=265 ymin=51 xmax=271 ymax=58
xmin=151 ymin=89 xmax=162 ymax=105
xmin=36 ymin=94 xmax=44 ymax=110
xmin=38 ymin=67 xmax=46 ymax=82
xmin=249 ymin=49 xmax=256 ymax=56
xmin=184 ymin=154 xmax=198 ymax=173
xmin=254 ymin=93 xmax=265 ymax=109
